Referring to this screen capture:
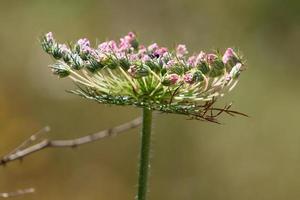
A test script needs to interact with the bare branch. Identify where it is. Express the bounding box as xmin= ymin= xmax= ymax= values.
xmin=0 ymin=117 xmax=142 ymax=166
xmin=6 ymin=126 xmax=50 ymax=157
xmin=0 ymin=188 xmax=35 ymax=198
